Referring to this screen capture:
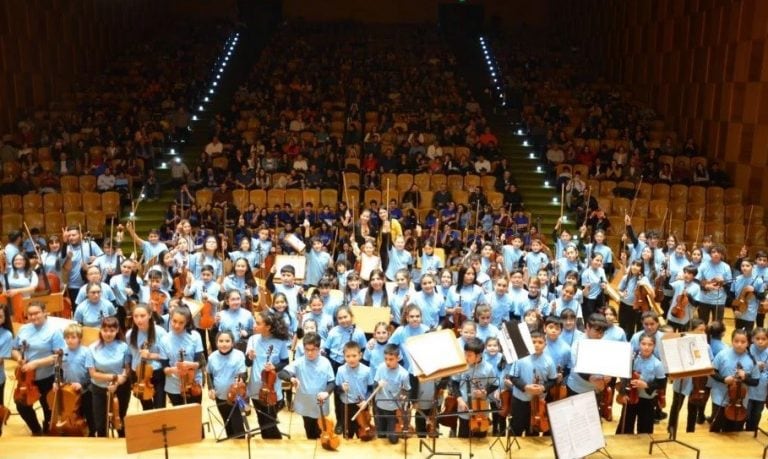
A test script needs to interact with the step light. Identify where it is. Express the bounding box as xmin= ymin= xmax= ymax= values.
xmin=529 ymin=153 xmax=535 ymax=159
xmin=544 ymin=181 xmax=549 ymax=187
xmin=536 ymin=166 xmax=542 ymax=172
xmin=517 ymin=129 xmax=524 ymax=135
xmin=523 ymin=140 xmax=529 ymax=146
